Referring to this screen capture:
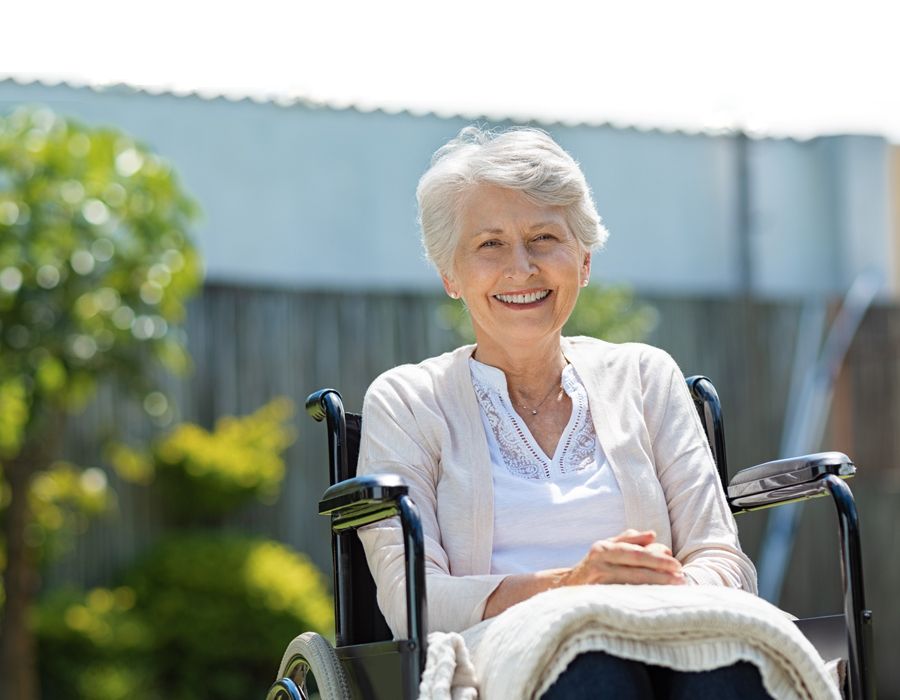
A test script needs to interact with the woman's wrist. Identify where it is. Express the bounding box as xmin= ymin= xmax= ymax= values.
xmin=546 ymin=567 xmax=572 ymax=590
